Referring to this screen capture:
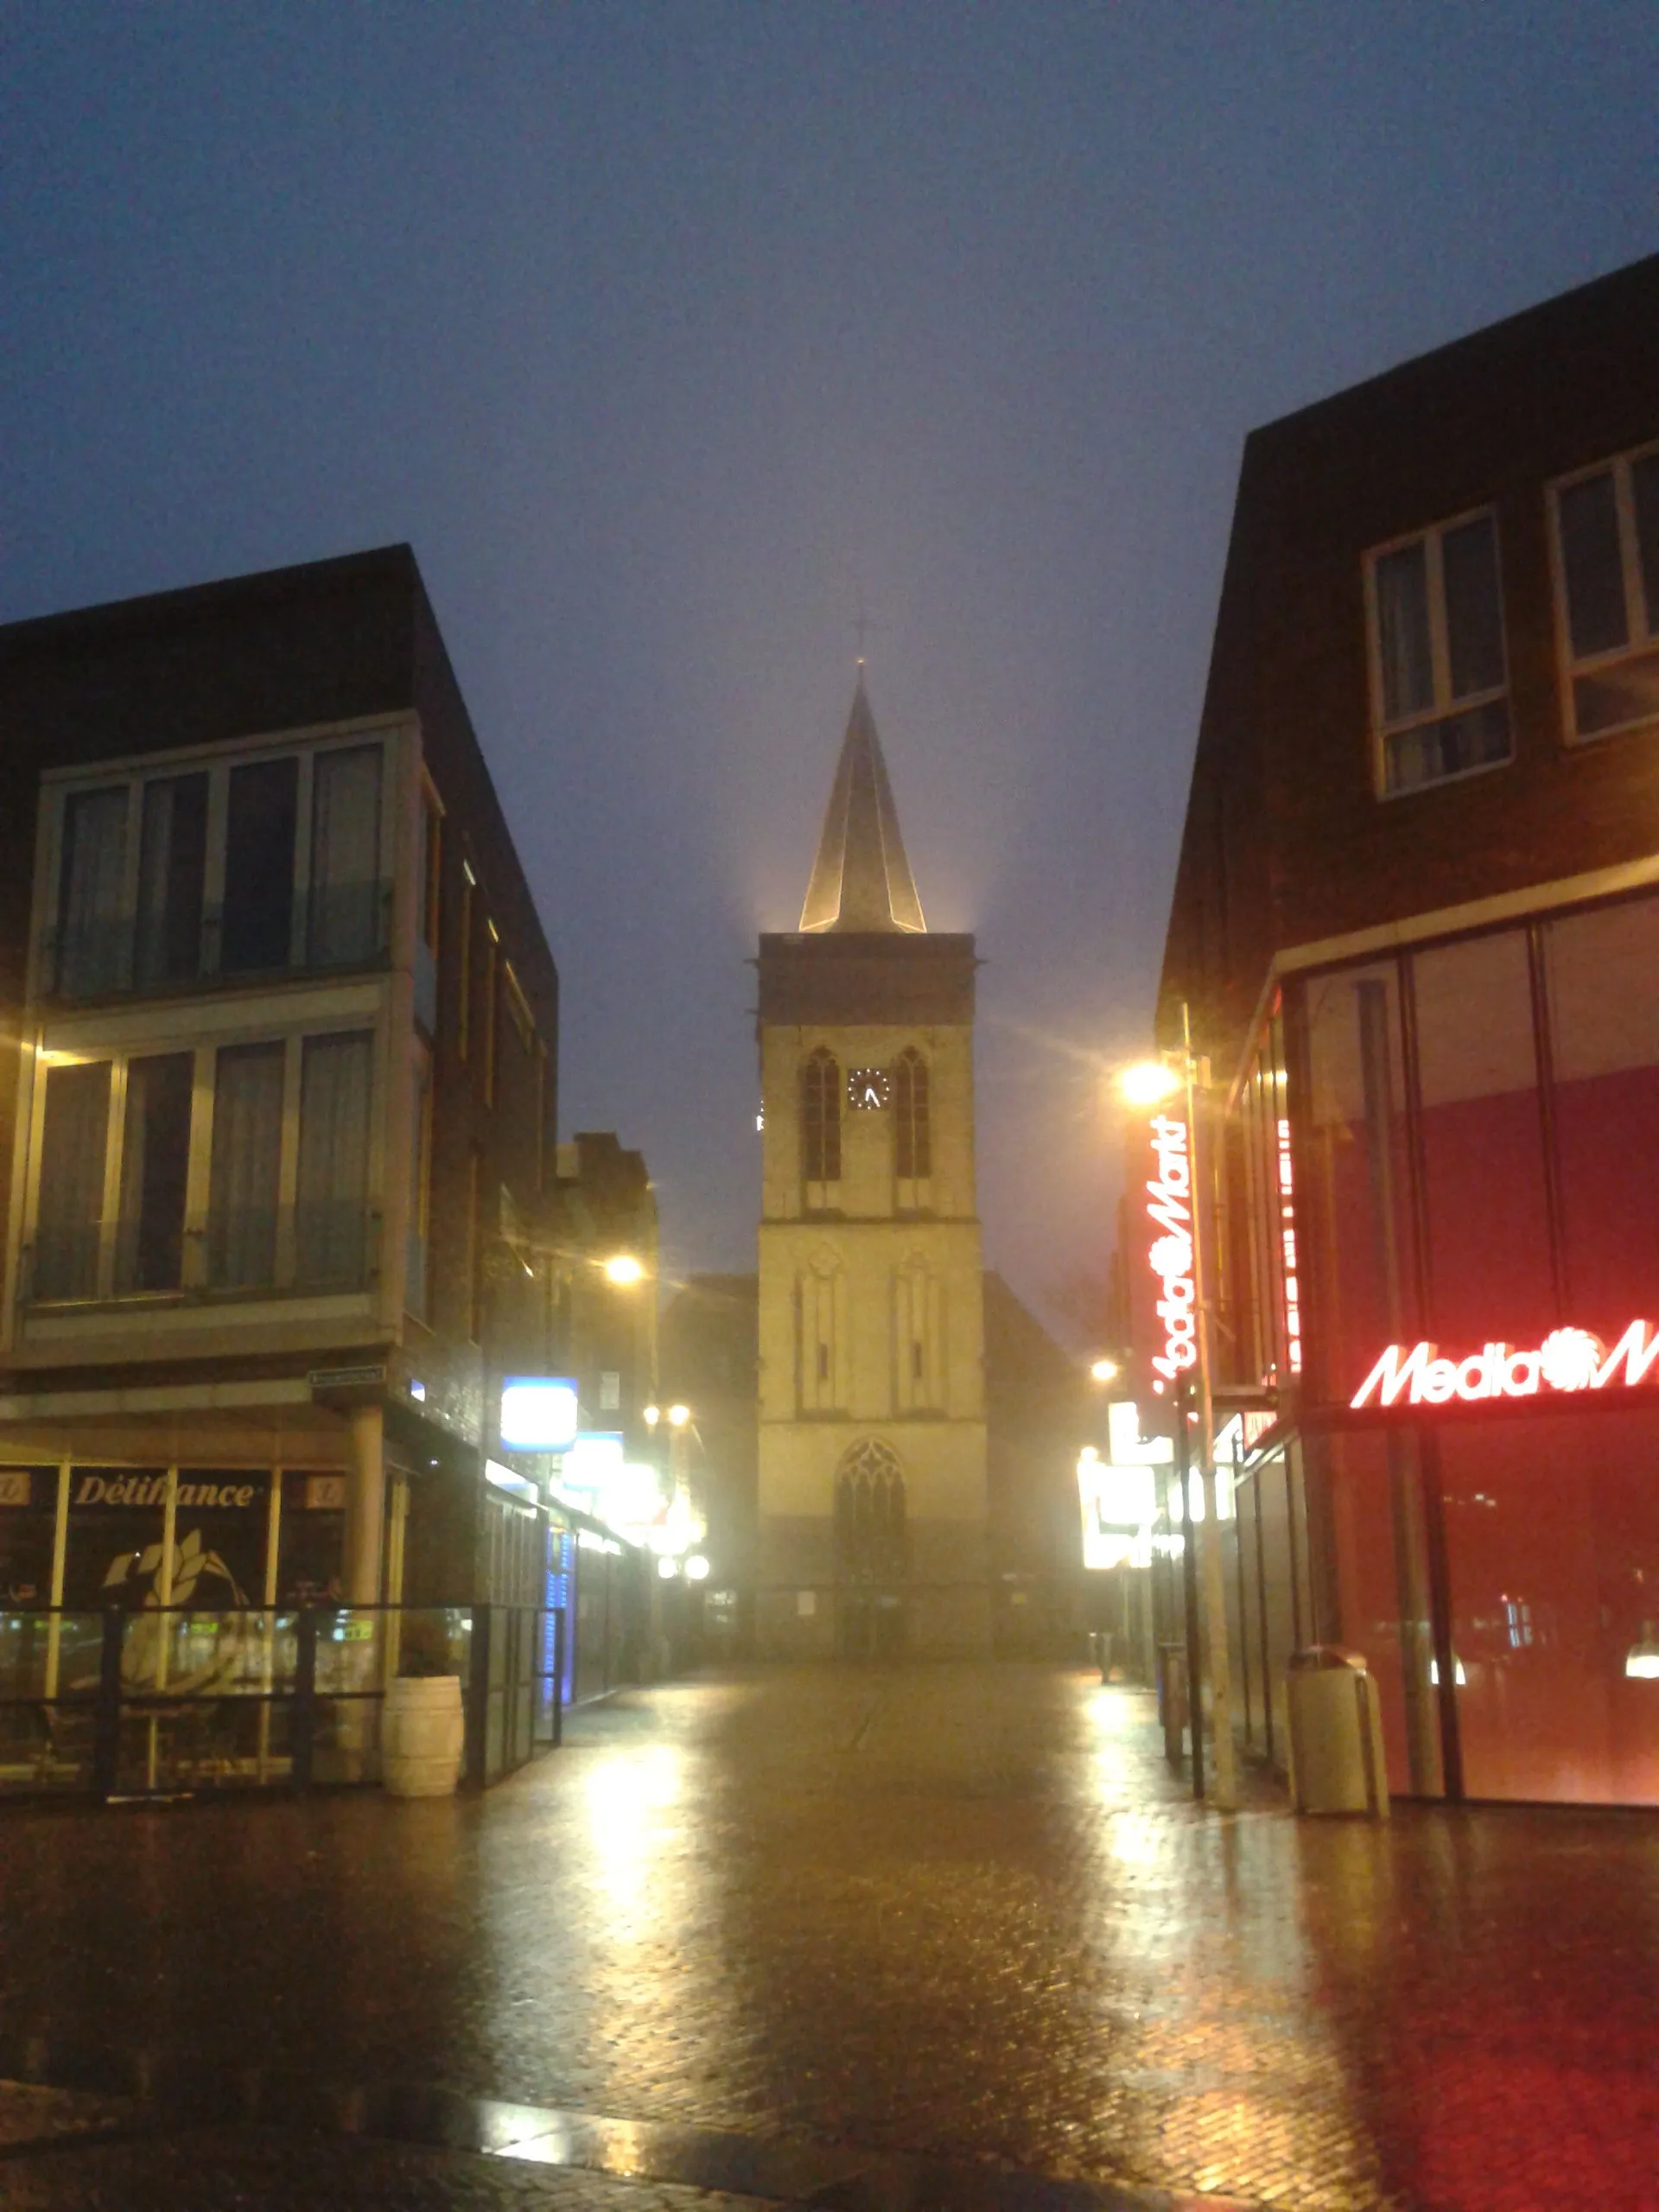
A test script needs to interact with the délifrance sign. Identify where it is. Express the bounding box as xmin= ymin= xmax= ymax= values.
xmin=1351 ymin=1322 xmax=1659 ymax=1409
